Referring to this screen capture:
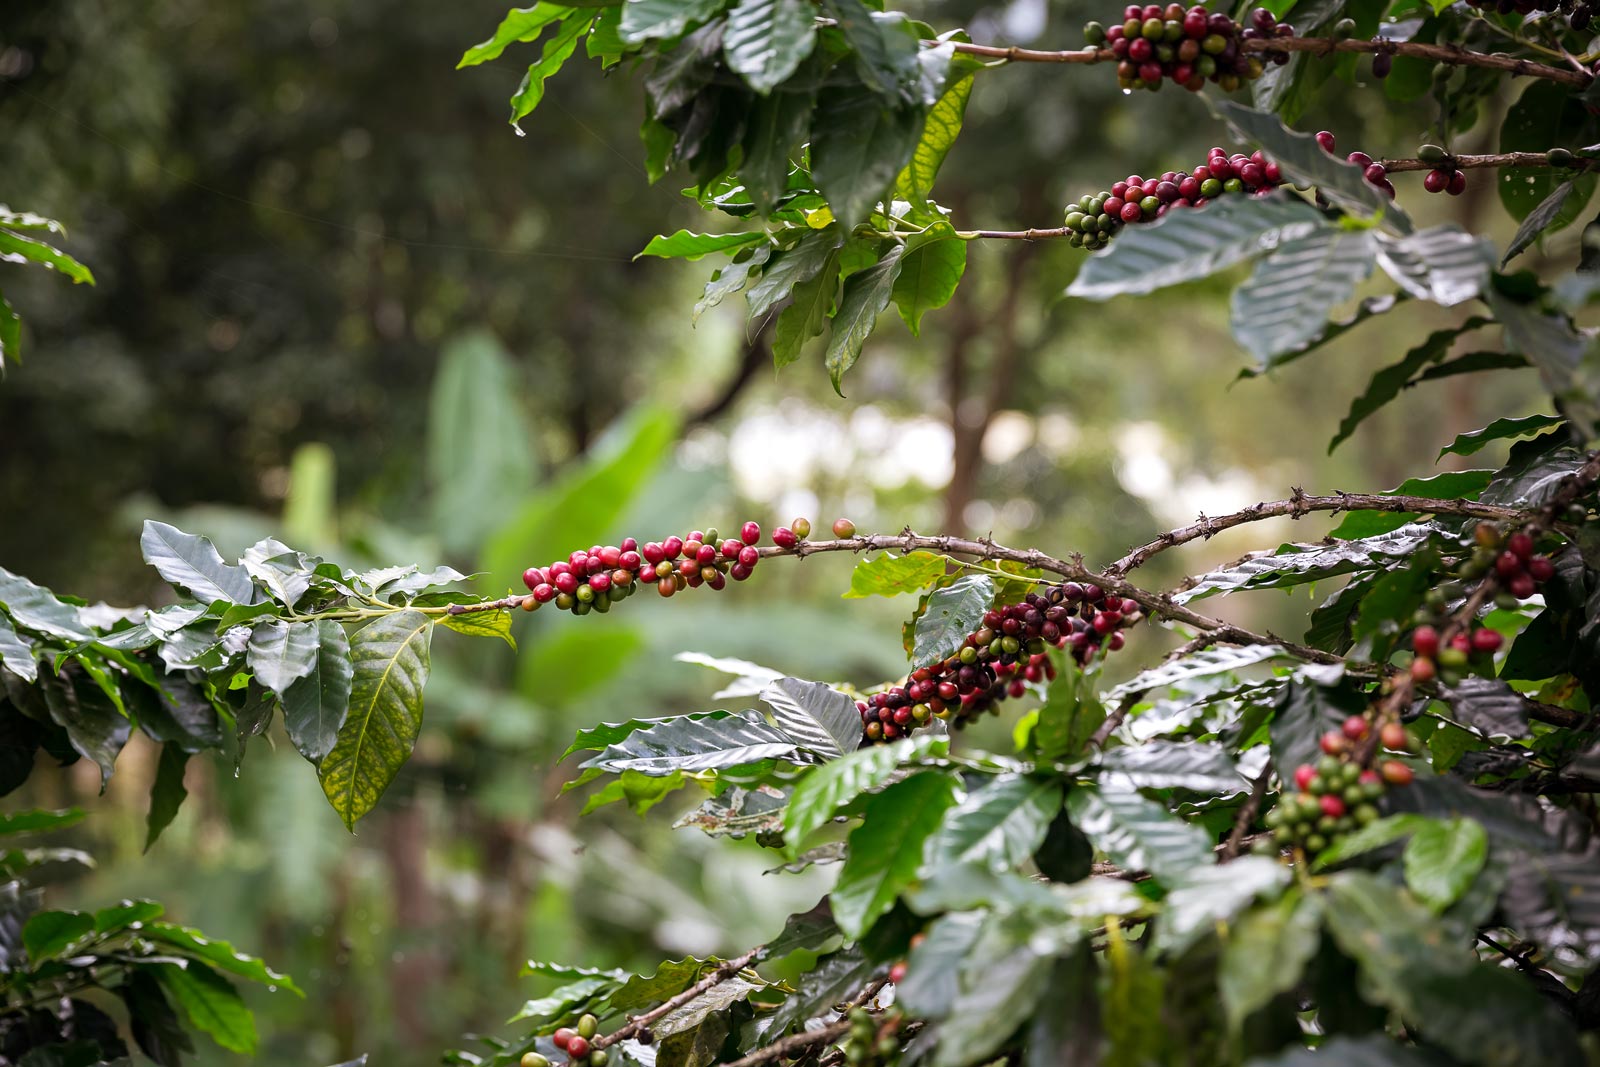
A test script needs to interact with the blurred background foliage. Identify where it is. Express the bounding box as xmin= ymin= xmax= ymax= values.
xmin=0 ymin=0 xmax=1567 ymax=1061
